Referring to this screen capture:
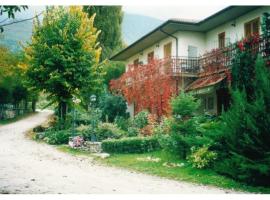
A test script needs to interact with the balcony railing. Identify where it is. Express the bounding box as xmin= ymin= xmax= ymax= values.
xmin=167 ymin=34 xmax=270 ymax=77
